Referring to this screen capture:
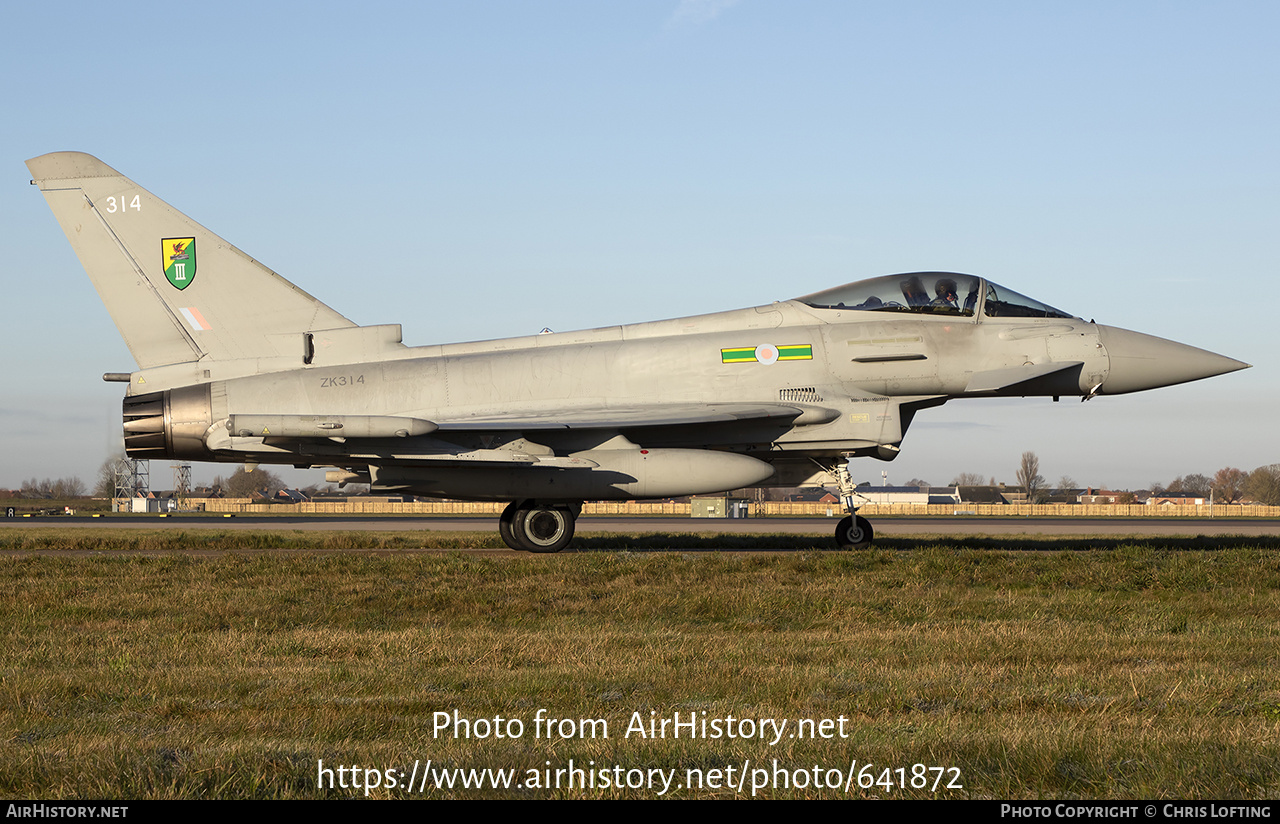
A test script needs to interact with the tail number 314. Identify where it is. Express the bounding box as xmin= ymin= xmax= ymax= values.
xmin=105 ymin=195 xmax=141 ymax=213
